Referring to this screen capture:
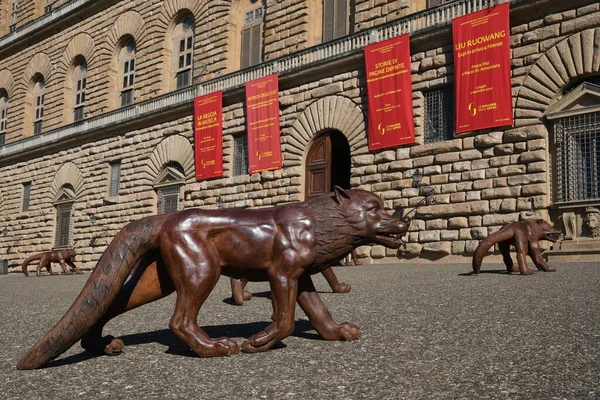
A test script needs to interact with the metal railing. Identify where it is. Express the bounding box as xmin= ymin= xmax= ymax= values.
xmin=0 ymin=0 xmax=497 ymax=160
